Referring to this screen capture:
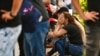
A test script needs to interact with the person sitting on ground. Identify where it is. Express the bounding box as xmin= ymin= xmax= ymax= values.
xmin=48 ymin=12 xmax=86 ymax=56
